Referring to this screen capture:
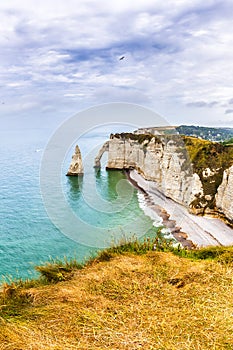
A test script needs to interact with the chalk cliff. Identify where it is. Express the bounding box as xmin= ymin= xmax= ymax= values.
xmin=104 ymin=134 xmax=201 ymax=208
xmin=66 ymin=145 xmax=84 ymax=176
xmin=216 ymin=166 xmax=233 ymax=220
xmin=94 ymin=132 xmax=233 ymax=222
